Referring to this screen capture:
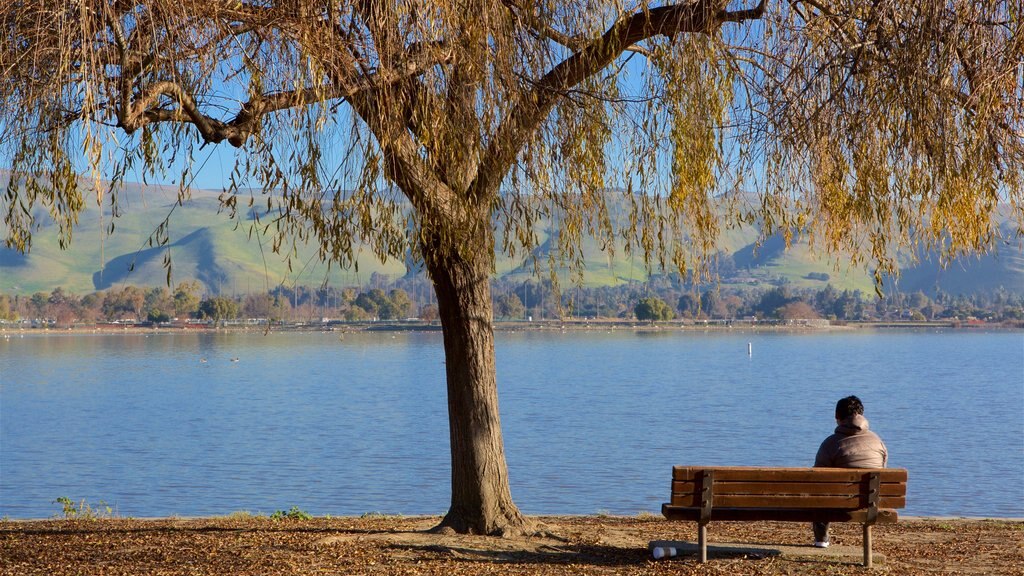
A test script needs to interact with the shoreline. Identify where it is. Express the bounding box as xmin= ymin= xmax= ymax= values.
xmin=4 ymin=318 xmax=1022 ymax=336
